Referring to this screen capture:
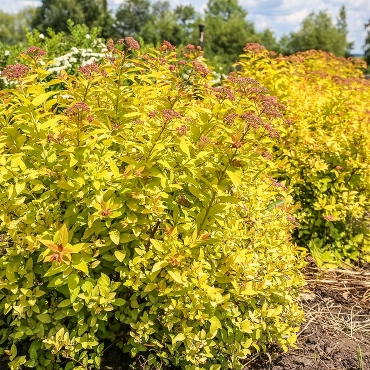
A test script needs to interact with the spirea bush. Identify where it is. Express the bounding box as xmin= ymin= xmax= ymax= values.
xmin=236 ymin=44 xmax=370 ymax=267
xmin=0 ymin=40 xmax=306 ymax=370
